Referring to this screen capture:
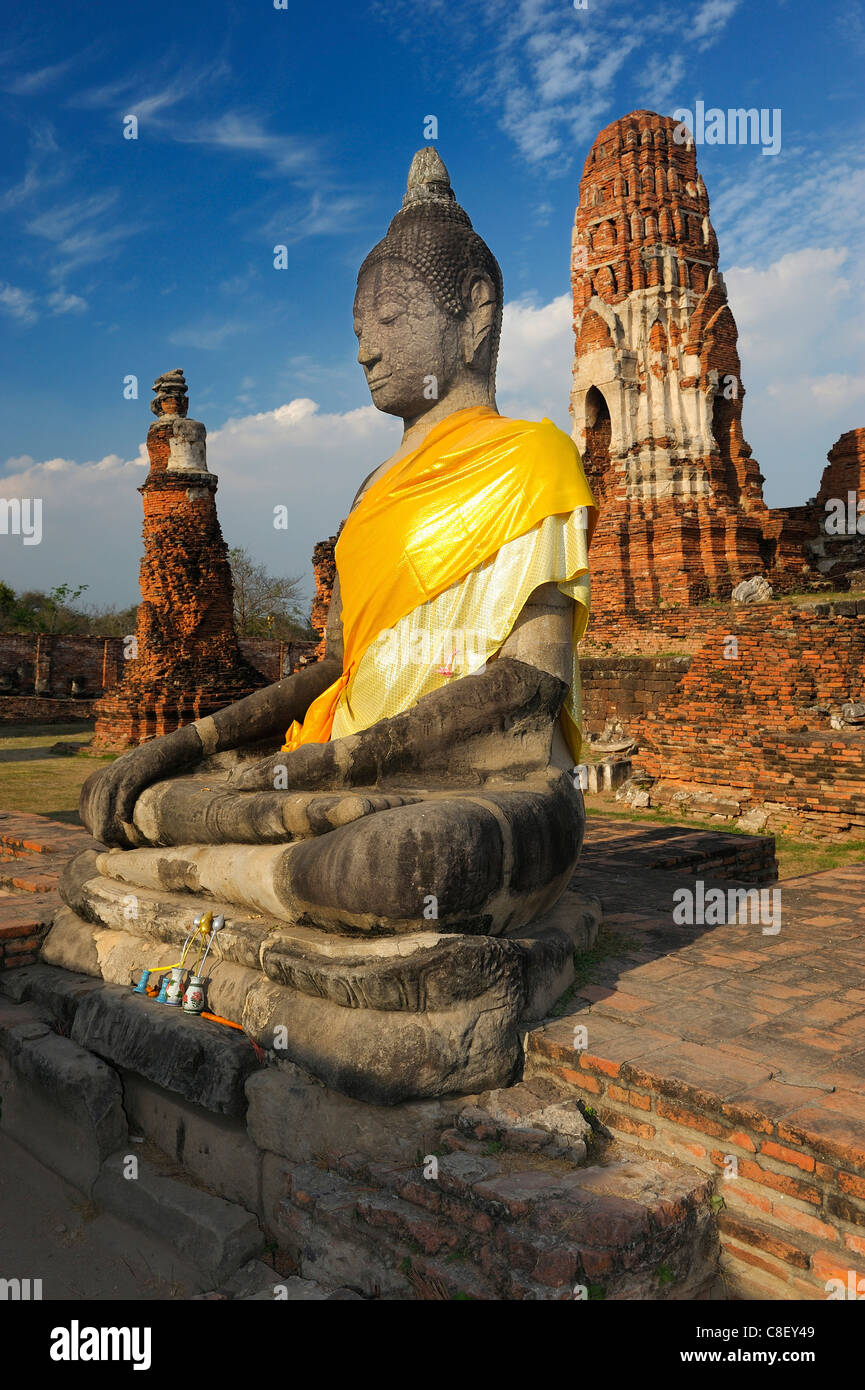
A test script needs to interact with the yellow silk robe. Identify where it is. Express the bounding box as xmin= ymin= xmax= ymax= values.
xmin=284 ymin=404 xmax=597 ymax=761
